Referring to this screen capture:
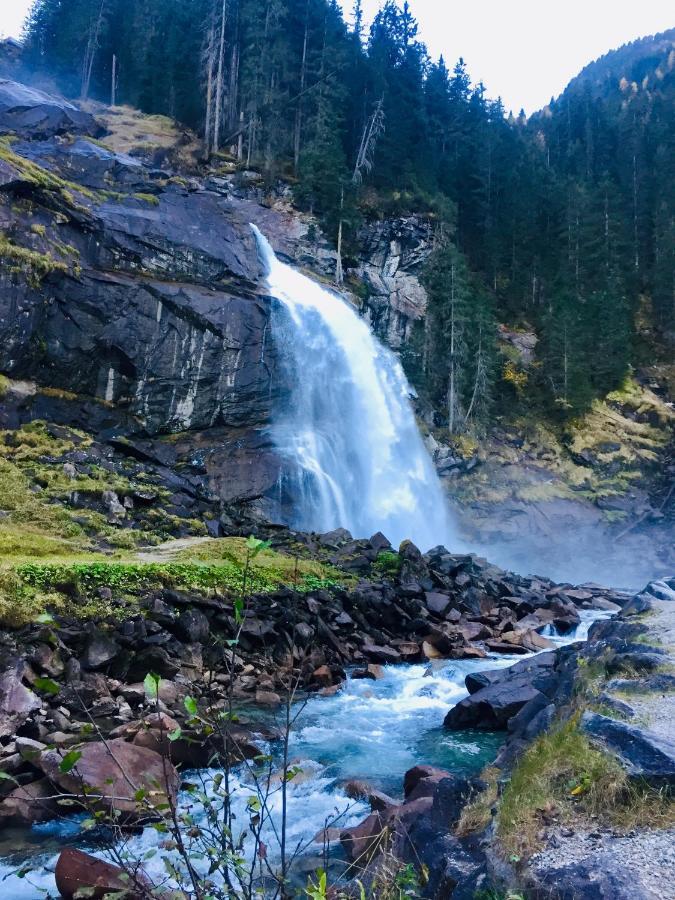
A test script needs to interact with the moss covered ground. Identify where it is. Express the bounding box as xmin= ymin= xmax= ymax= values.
xmin=0 ymin=411 xmax=345 ymax=628
xmin=446 ymin=376 xmax=674 ymax=524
